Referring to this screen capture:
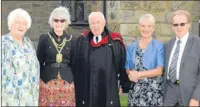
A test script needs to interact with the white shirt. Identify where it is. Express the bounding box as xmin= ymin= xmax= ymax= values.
xmin=93 ymin=35 xmax=102 ymax=44
xmin=167 ymin=32 xmax=189 ymax=80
